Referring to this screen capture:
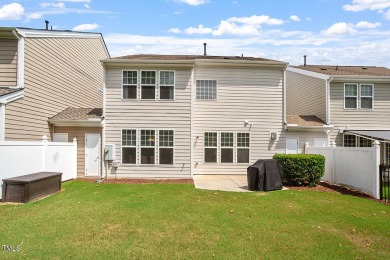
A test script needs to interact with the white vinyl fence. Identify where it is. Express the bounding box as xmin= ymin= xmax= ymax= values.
xmin=0 ymin=136 xmax=77 ymax=199
xmin=306 ymin=141 xmax=380 ymax=199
